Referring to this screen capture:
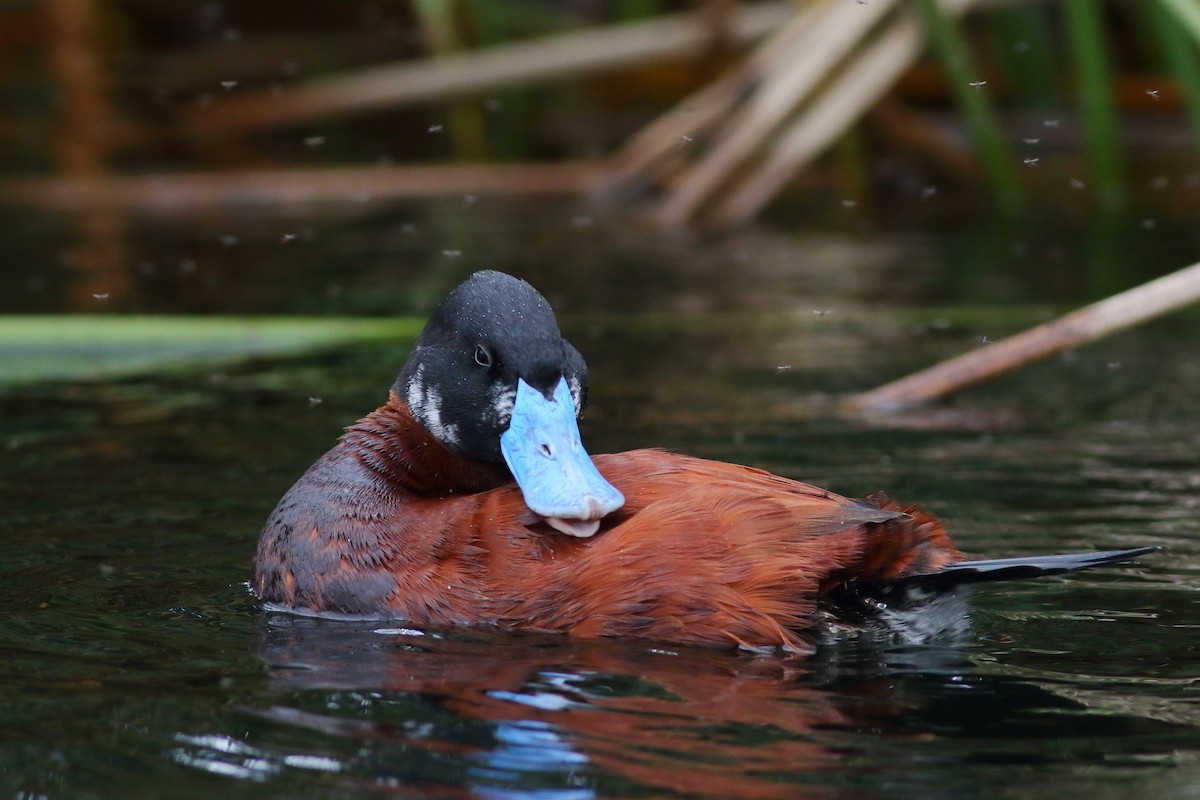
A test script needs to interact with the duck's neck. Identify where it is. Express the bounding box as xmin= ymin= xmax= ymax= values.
xmin=342 ymin=392 xmax=511 ymax=497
